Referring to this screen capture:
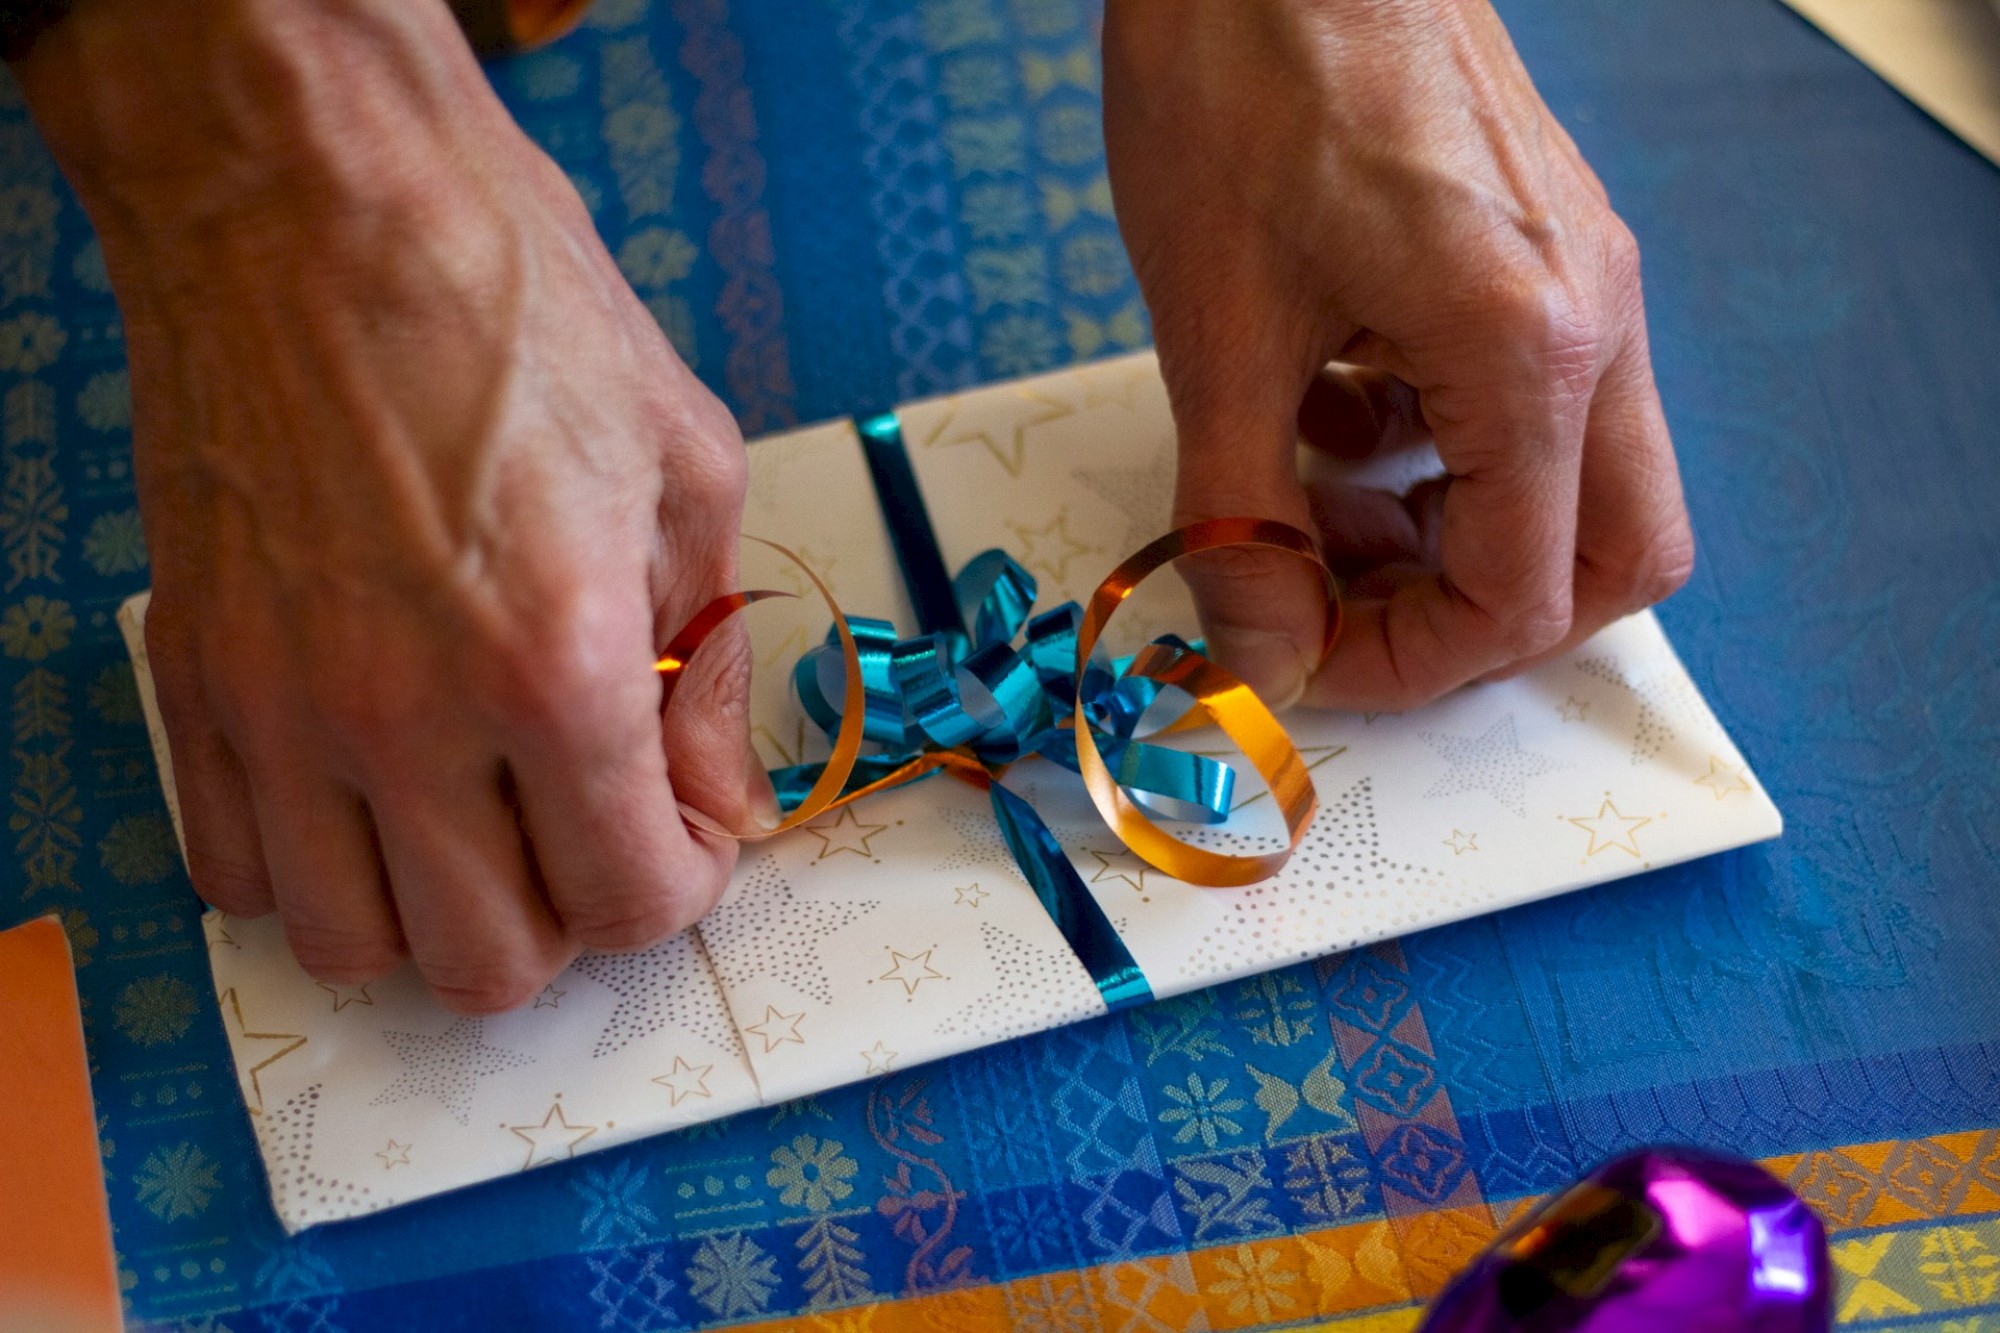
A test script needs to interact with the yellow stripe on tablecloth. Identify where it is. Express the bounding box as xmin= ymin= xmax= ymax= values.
xmin=727 ymin=1128 xmax=2000 ymax=1331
